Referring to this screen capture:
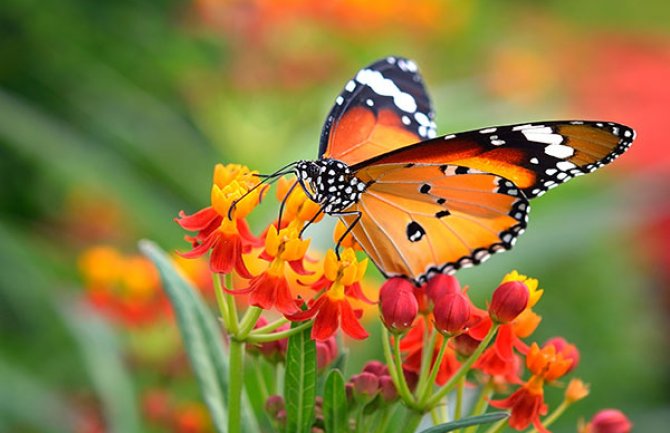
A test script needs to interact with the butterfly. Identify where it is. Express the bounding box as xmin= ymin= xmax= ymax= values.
xmin=287 ymin=56 xmax=635 ymax=285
